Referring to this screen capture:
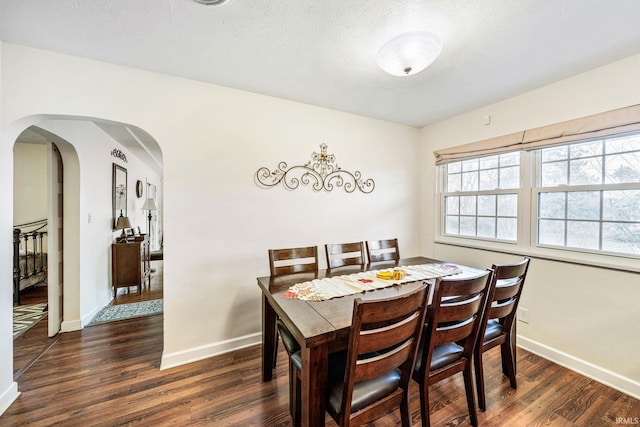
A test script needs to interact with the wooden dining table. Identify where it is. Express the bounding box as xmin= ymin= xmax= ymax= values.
xmin=256 ymin=256 xmax=481 ymax=427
